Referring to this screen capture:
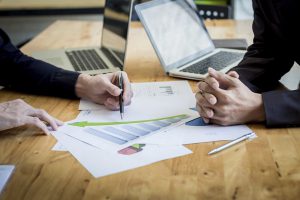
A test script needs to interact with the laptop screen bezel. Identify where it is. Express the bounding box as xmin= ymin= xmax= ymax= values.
xmin=135 ymin=0 xmax=216 ymax=72
xmin=101 ymin=0 xmax=134 ymax=67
